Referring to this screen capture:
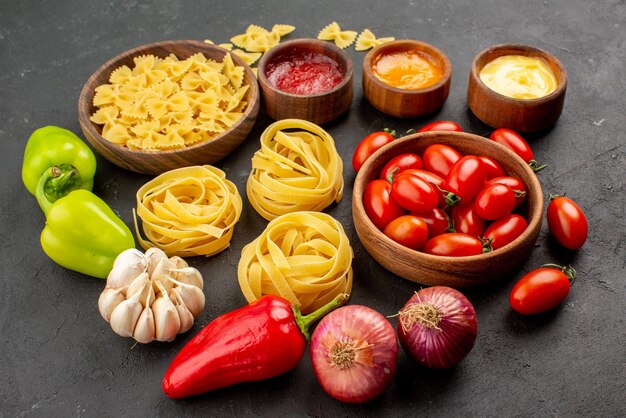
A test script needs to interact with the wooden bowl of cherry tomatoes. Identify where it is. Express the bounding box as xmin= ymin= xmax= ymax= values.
xmin=352 ymin=131 xmax=543 ymax=288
